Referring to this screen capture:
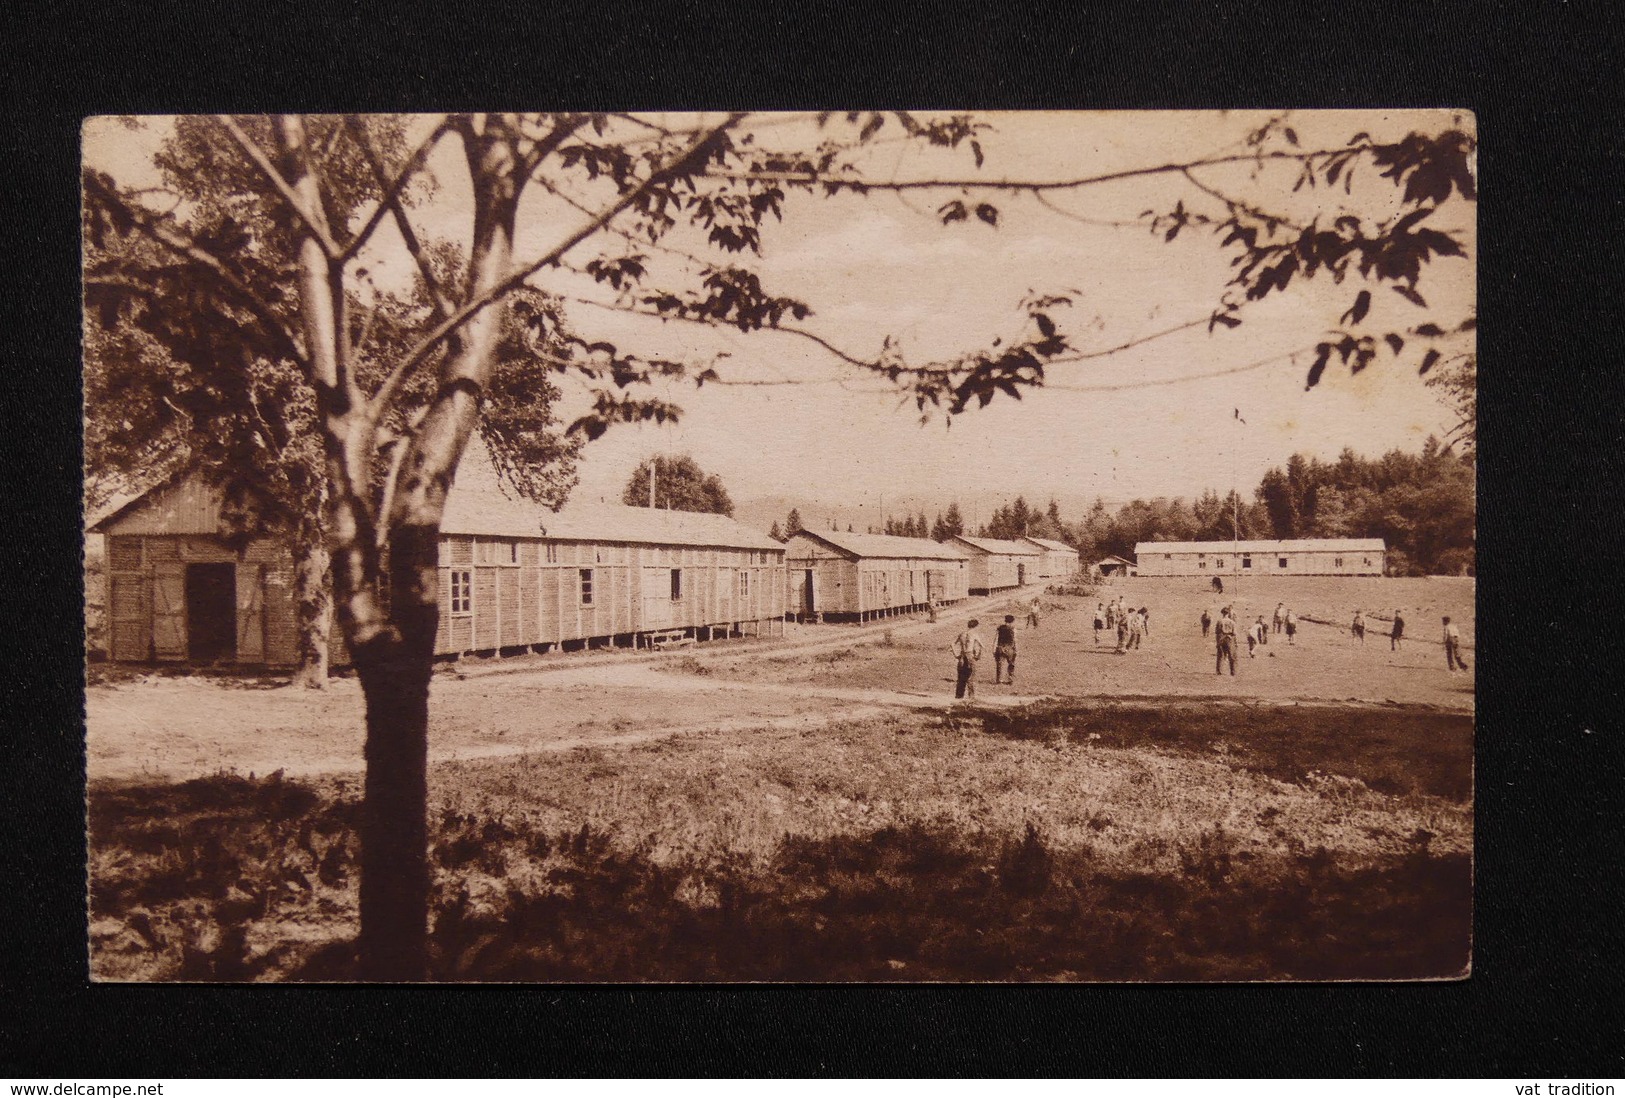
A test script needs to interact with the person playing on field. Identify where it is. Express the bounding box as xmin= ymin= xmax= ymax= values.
xmin=950 ymin=619 xmax=983 ymax=700
xmin=1284 ymin=607 xmax=1298 ymax=645
xmin=1115 ymin=604 xmax=1129 ymax=653
xmin=1249 ymin=615 xmax=1266 ymax=657
xmin=994 ymin=615 xmax=1018 ymax=685
xmin=1352 ymin=609 xmax=1366 ymax=644
xmin=1273 ymin=602 xmax=1285 ymax=635
xmin=1201 ymin=608 xmax=1212 ymax=638
xmin=1026 ymin=595 xmax=1041 ymax=630
xmin=1140 ymin=606 xmax=1150 ymax=636
xmin=1443 ymin=616 xmax=1469 ymax=673
xmin=1125 ymin=606 xmax=1144 ymax=650
xmin=1390 ymin=608 xmax=1406 ymax=651
xmin=1094 ymin=603 xmax=1106 ymax=644
xmin=1214 ymin=606 xmax=1238 ymax=676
